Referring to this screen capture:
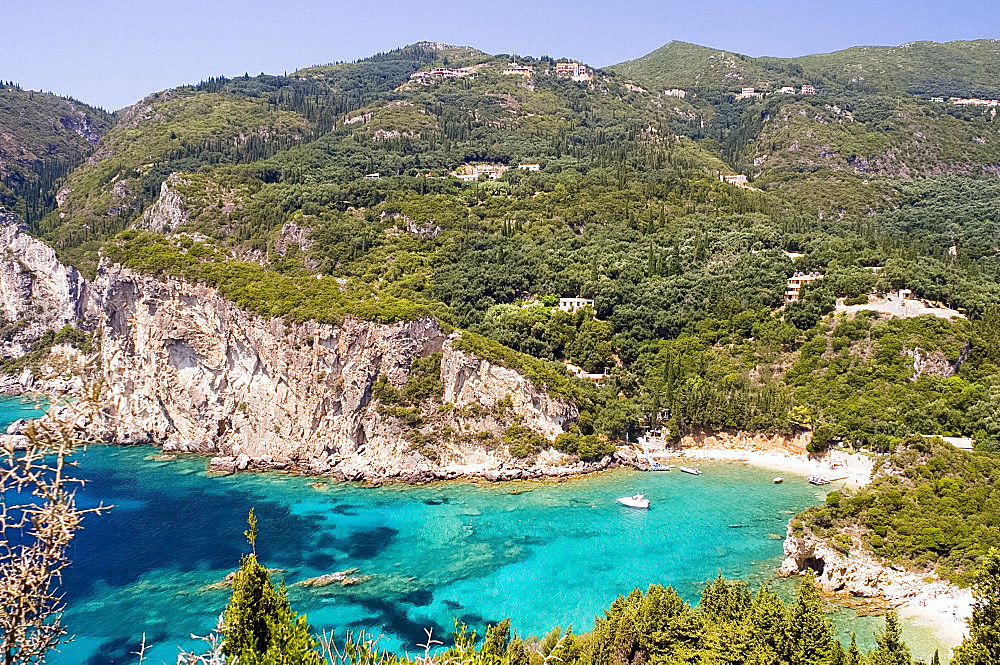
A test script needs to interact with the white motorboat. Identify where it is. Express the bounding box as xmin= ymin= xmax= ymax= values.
xmin=808 ymin=475 xmax=832 ymax=485
xmin=773 ymin=477 xmax=784 ymax=484
xmin=679 ymin=466 xmax=702 ymax=475
xmin=616 ymin=494 xmax=650 ymax=509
